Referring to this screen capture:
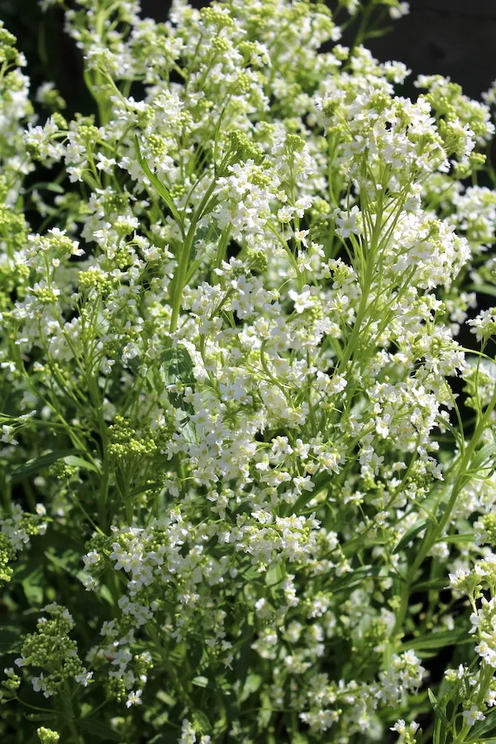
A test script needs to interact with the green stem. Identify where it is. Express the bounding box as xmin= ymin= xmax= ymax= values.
xmin=337 ymin=202 xmax=383 ymax=373
xmin=169 ymin=230 xmax=195 ymax=334
xmin=390 ymin=381 xmax=496 ymax=644
xmin=58 ymin=682 xmax=82 ymax=744
xmin=169 ymin=179 xmax=218 ymax=333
